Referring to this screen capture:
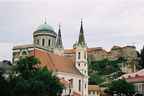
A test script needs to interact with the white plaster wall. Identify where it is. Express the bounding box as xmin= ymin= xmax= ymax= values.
xmin=56 ymin=72 xmax=88 ymax=96
xmin=75 ymin=46 xmax=88 ymax=76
